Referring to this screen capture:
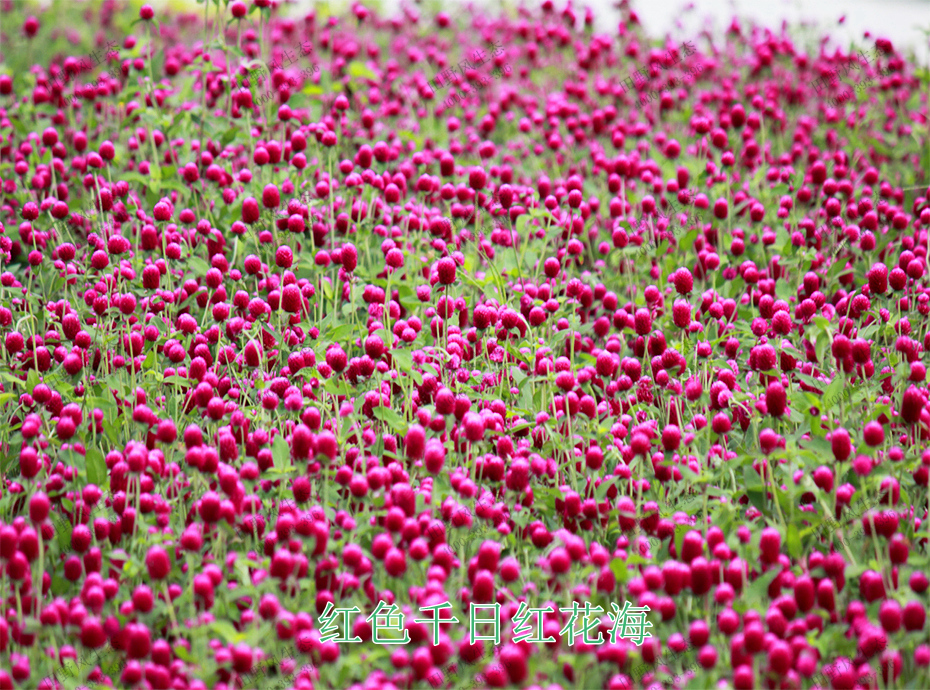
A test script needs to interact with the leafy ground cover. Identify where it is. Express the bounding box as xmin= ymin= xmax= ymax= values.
xmin=0 ymin=0 xmax=929 ymax=688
